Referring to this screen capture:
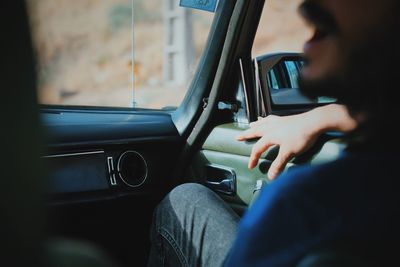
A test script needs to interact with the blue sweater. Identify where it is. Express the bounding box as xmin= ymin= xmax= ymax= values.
xmin=225 ymin=152 xmax=400 ymax=266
